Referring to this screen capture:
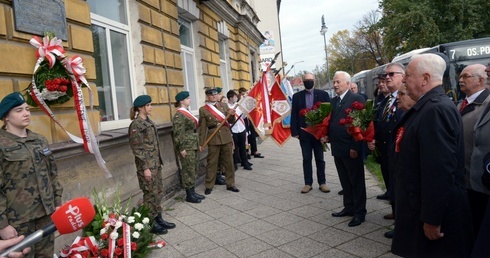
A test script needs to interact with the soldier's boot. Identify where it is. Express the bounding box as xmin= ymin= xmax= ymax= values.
xmin=215 ymin=173 xmax=226 ymax=185
xmin=186 ymin=189 xmax=201 ymax=203
xmin=150 ymin=221 xmax=168 ymax=234
xmin=155 ymin=213 xmax=176 ymax=229
xmin=191 ymin=187 xmax=205 ymax=200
